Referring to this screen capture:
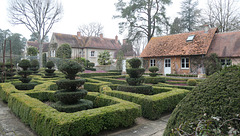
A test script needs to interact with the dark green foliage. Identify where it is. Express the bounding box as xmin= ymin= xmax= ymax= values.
xmin=166 ymin=74 xmax=198 ymax=77
xmin=5 ymin=63 xmax=14 ymax=69
xmin=187 ymin=79 xmax=197 ymax=86
xmin=79 ymin=72 xmax=121 ymax=78
xmin=13 ymin=82 xmax=37 ymax=90
xmin=128 ymin=58 xmax=141 ymax=68
xmin=126 ymin=68 xmax=145 ymax=78
xmin=30 ymin=59 xmax=39 ymax=72
xmin=46 ymin=61 xmax=55 ymax=69
xmin=18 ymin=70 xmax=32 ymax=78
xmin=59 ymin=61 xmax=83 ymax=80
xmin=42 ymin=53 xmax=47 ymax=67
xmin=117 ymin=85 xmax=152 ymax=95
xmin=45 ymin=69 xmax=55 ymax=73
xmin=18 ymin=59 xmax=31 ymax=70
xmin=56 ymin=43 xmax=72 ymax=59
xmin=149 ymin=73 xmax=158 ymax=77
xmin=126 ymin=77 xmax=144 ymax=86
xmin=56 ymin=79 xmax=85 ymax=91
xmin=144 ymin=76 xmax=166 ymax=84
xmin=27 ymin=46 xmax=38 ymax=56
xmin=149 ymin=66 xmax=159 ymax=73
xmin=54 ymin=89 xmax=88 ymax=104
xmin=98 ymin=50 xmax=111 ymax=65
xmin=204 ymin=53 xmax=222 ymax=76
xmin=19 ymin=77 xmax=32 ymax=83
xmin=164 ymin=65 xmax=240 ymax=136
